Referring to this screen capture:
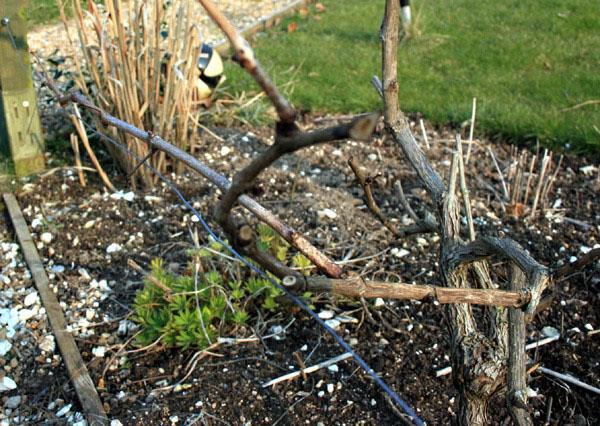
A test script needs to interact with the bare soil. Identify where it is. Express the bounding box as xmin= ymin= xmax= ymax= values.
xmin=1 ymin=116 xmax=599 ymax=425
